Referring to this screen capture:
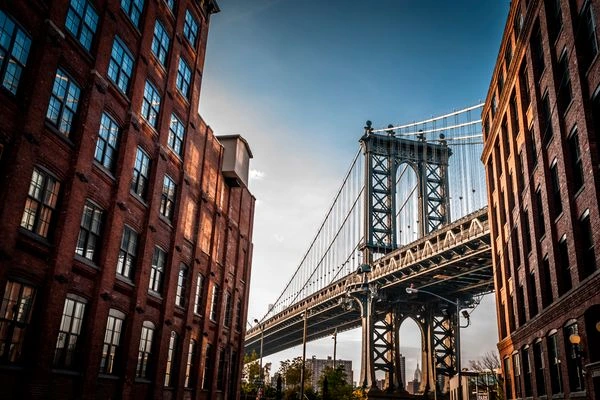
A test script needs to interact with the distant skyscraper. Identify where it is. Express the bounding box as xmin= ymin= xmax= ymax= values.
xmin=399 ymin=354 xmax=406 ymax=388
xmin=309 ymin=356 xmax=353 ymax=390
